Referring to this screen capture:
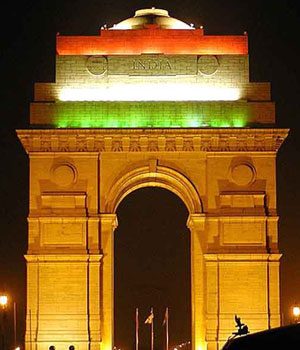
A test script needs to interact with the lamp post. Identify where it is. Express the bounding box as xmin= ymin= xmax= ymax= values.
xmin=292 ymin=305 xmax=300 ymax=324
xmin=0 ymin=295 xmax=8 ymax=350
xmin=13 ymin=302 xmax=17 ymax=349
xmin=0 ymin=296 xmax=18 ymax=350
